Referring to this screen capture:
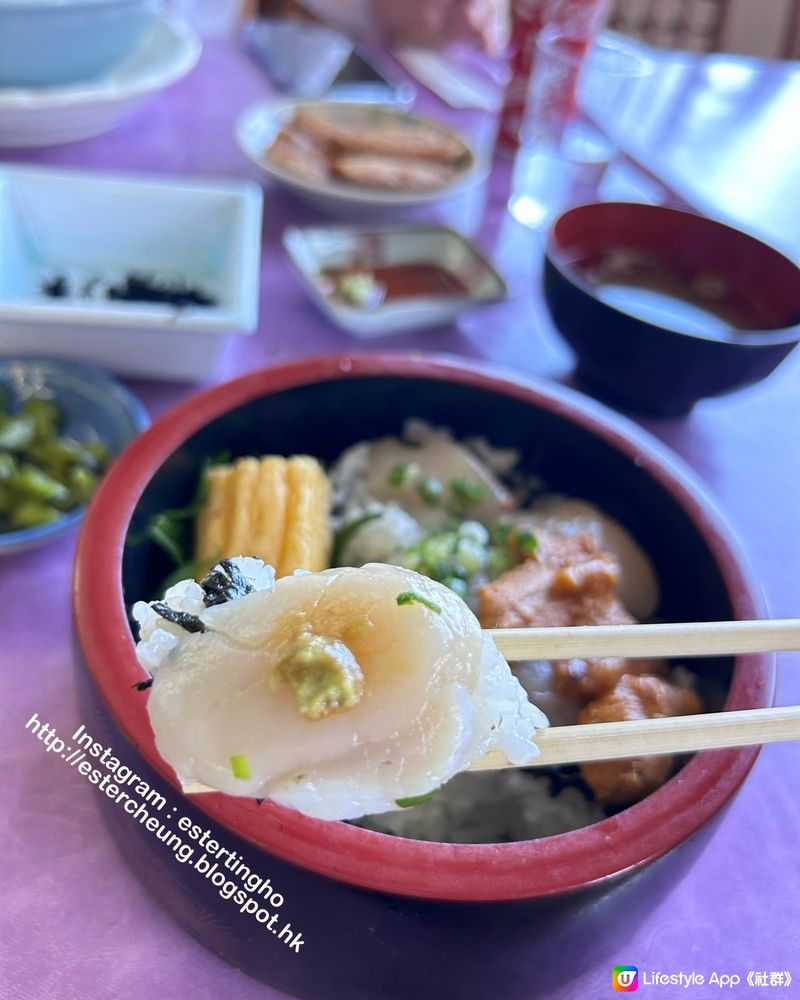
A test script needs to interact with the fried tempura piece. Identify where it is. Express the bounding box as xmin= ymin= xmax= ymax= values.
xmin=195 ymin=455 xmax=331 ymax=578
xmin=348 ymin=126 xmax=465 ymax=162
xmin=296 ymin=109 xmax=466 ymax=162
xmin=477 ymin=532 xmax=667 ymax=701
xmin=332 ymin=154 xmax=456 ymax=191
xmin=267 ymin=124 xmax=329 ymax=183
xmin=277 ymin=456 xmax=332 ymax=577
xmin=293 ymin=108 xmax=361 ymax=147
xmin=578 ymin=674 xmax=703 ymax=805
